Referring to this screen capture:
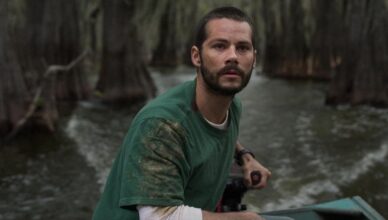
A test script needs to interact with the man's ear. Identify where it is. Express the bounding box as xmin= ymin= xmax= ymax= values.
xmin=191 ymin=46 xmax=201 ymax=67
xmin=254 ymin=49 xmax=257 ymax=65
xmin=253 ymin=49 xmax=257 ymax=68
